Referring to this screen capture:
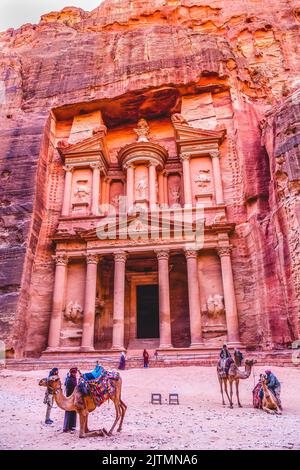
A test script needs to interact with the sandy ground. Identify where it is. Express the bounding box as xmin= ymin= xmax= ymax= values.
xmin=0 ymin=365 xmax=299 ymax=450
